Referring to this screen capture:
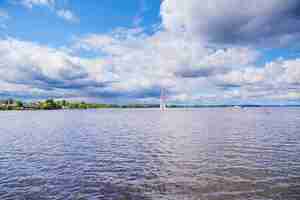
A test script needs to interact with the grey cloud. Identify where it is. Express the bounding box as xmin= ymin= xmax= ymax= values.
xmin=0 ymin=37 xmax=171 ymax=101
xmin=3 ymin=63 xmax=110 ymax=91
xmin=0 ymin=89 xmax=68 ymax=100
xmin=0 ymin=38 xmax=113 ymax=98
xmin=85 ymin=86 xmax=164 ymax=101
xmin=161 ymin=0 xmax=300 ymax=47
xmin=2 ymin=2 xmax=300 ymax=104
xmin=175 ymin=66 xmax=229 ymax=78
